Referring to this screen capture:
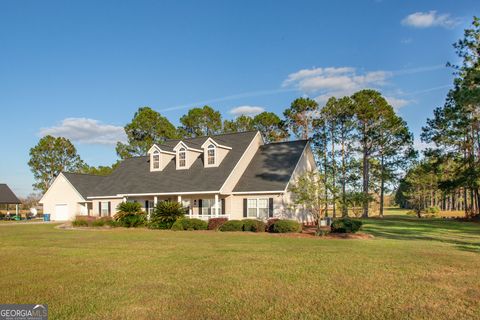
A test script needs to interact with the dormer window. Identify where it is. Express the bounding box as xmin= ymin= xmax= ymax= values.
xmin=179 ymin=148 xmax=186 ymax=167
xmin=152 ymin=151 xmax=160 ymax=169
xmin=201 ymin=137 xmax=231 ymax=168
xmin=207 ymin=144 xmax=216 ymax=165
xmin=148 ymin=144 xmax=176 ymax=172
